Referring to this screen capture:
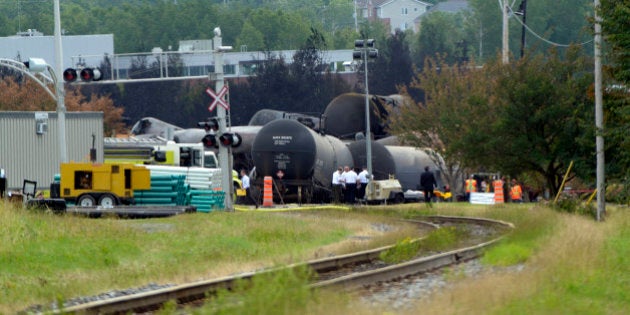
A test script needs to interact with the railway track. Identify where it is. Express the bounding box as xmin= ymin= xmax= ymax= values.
xmin=34 ymin=216 xmax=512 ymax=314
